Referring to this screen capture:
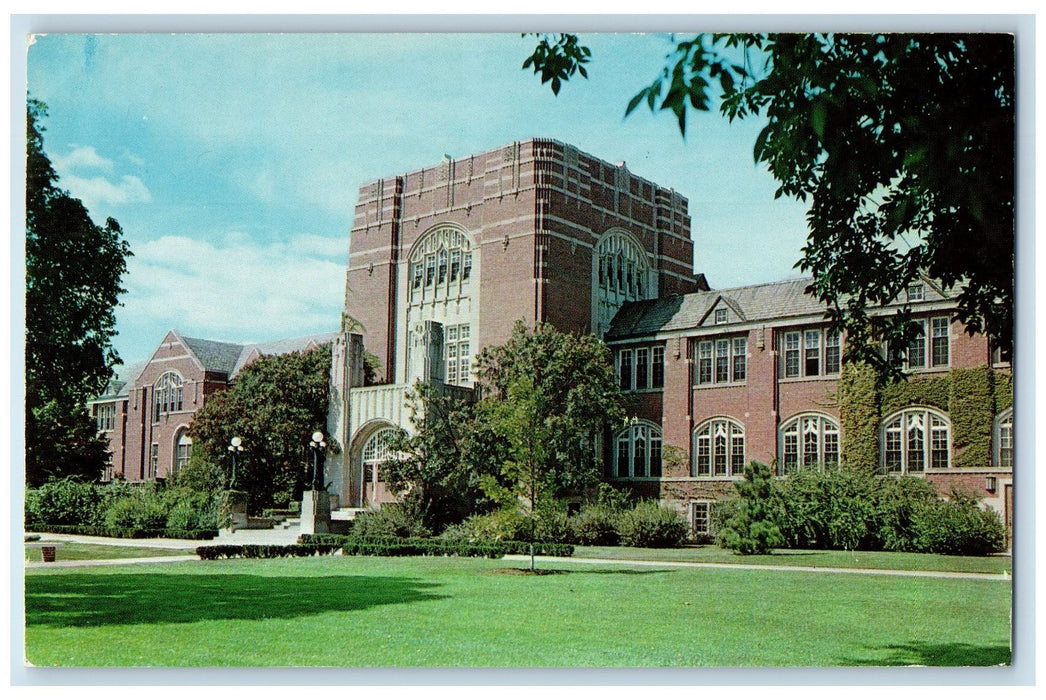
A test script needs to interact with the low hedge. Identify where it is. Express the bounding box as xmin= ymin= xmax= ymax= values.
xmin=298 ymin=534 xmax=574 ymax=558
xmin=196 ymin=544 xmax=341 ymax=560
xmin=26 ymin=523 xmax=218 ymax=540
